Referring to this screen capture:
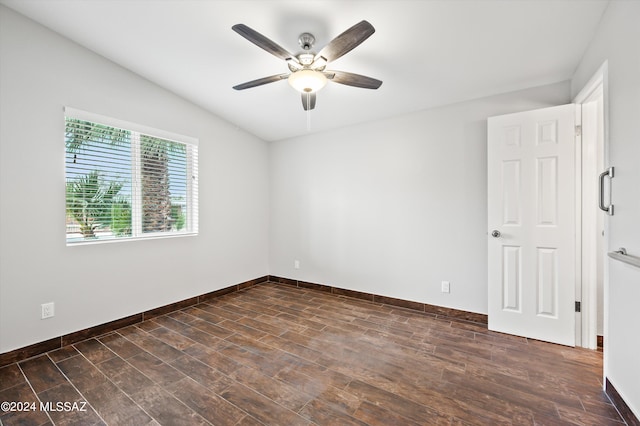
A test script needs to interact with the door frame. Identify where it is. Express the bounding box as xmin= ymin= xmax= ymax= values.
xmin=572 ymin=60 xmax=609 ymax=349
